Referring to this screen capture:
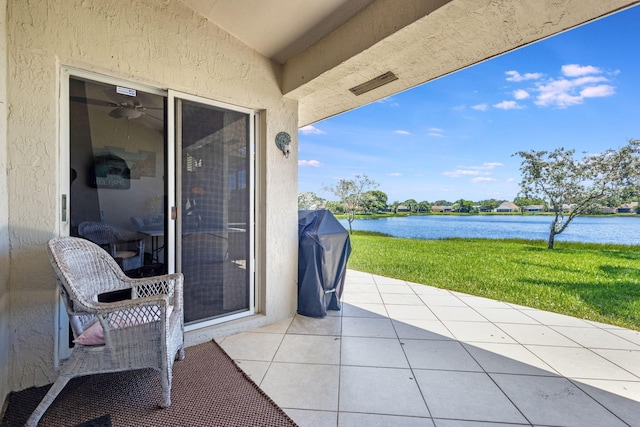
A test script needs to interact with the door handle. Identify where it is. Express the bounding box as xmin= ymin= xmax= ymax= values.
xmin=171 ymin=206 xmax=177 ymax=220
xmin=61 ymin=194 xmax=67 ymax=222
